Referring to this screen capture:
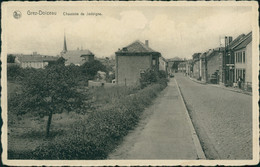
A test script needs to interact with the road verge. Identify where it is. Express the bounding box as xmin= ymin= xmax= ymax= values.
xmin=174 ymin=78 xmax=206 ymax=160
